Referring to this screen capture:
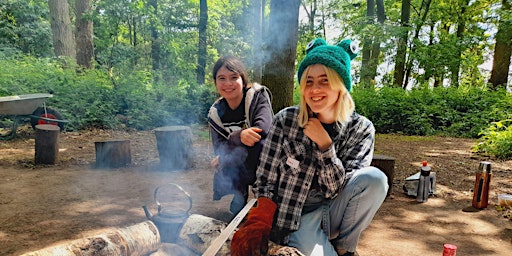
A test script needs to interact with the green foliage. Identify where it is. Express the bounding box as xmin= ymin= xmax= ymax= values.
xmin=352 ymin=86 xmax=511 ymax=139
xmin=0 ymin=0 xmax=53 ymax=57
xmin=0 ymin=55 xmax=216 ymax=131
xmin=473 ymin=119 xmax=512 ymax=159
